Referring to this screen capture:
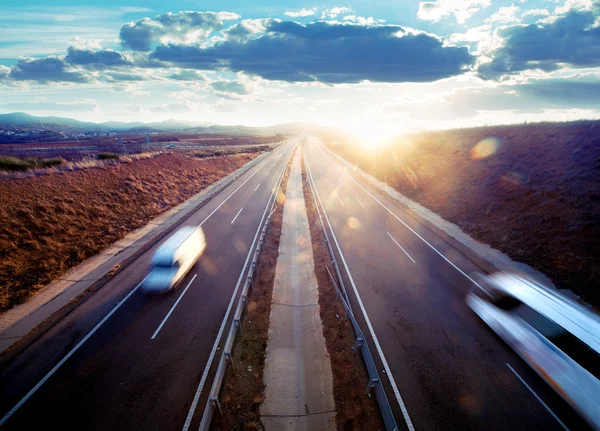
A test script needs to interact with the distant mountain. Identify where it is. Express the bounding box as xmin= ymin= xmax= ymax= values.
xmin=0 ymin=112 xmax=338 ymax=137
xmin=0 ymin=113 xmax=217 ymax=133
